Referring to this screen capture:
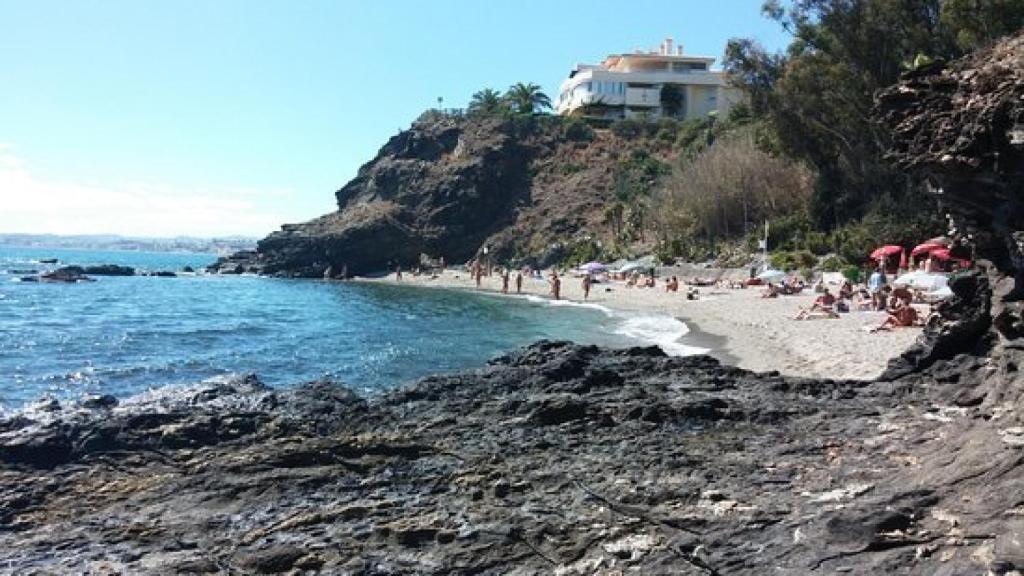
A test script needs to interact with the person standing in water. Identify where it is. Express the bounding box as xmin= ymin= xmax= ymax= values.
xmin=582 ymin=274 xmax=592 ymax=300
xmin=515 ymin=271 xmax=523 ymax=294
xmin=501 ymin=268 xmax=510 ymax=294
xmin=549 ymin=270 xmax=561 ymax=300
